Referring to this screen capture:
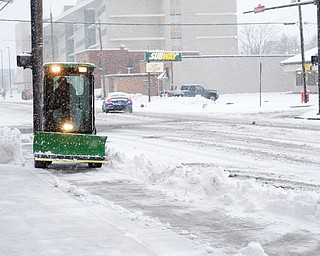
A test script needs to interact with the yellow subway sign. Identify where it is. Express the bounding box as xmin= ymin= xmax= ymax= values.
xmin=146 ymin=51 xmax=182 ymax=62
